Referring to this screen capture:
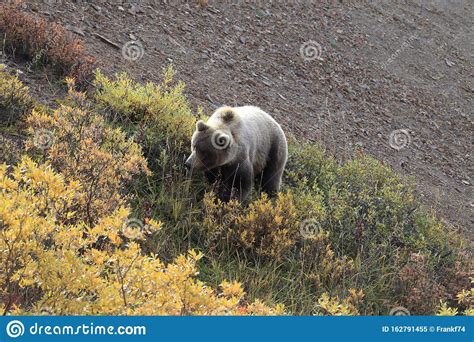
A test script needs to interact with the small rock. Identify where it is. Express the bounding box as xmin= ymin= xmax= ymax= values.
xmin=66 ymin=25 xmax=85 ymax=37
xmin=445 ymin=58 xmax=455 ymax=67
xmin=225 ymin=58 xmax=236 ymax=67
xmin=91 ymin=4 xmax=101 ymax=12
xmin=205 ymin=94 xmax=214 ymax=103
xmin=128 ymin=5 xmax=143 ymax=15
